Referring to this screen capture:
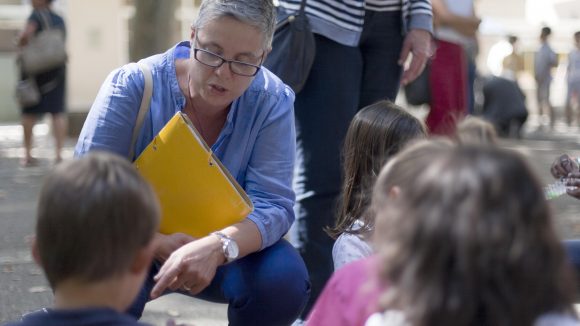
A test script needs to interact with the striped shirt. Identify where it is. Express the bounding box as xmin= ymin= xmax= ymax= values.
xmin=277 ymin=0 xmax=432 ymax=46
xmin=365 ymin=0 xmax=401 ymax=12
